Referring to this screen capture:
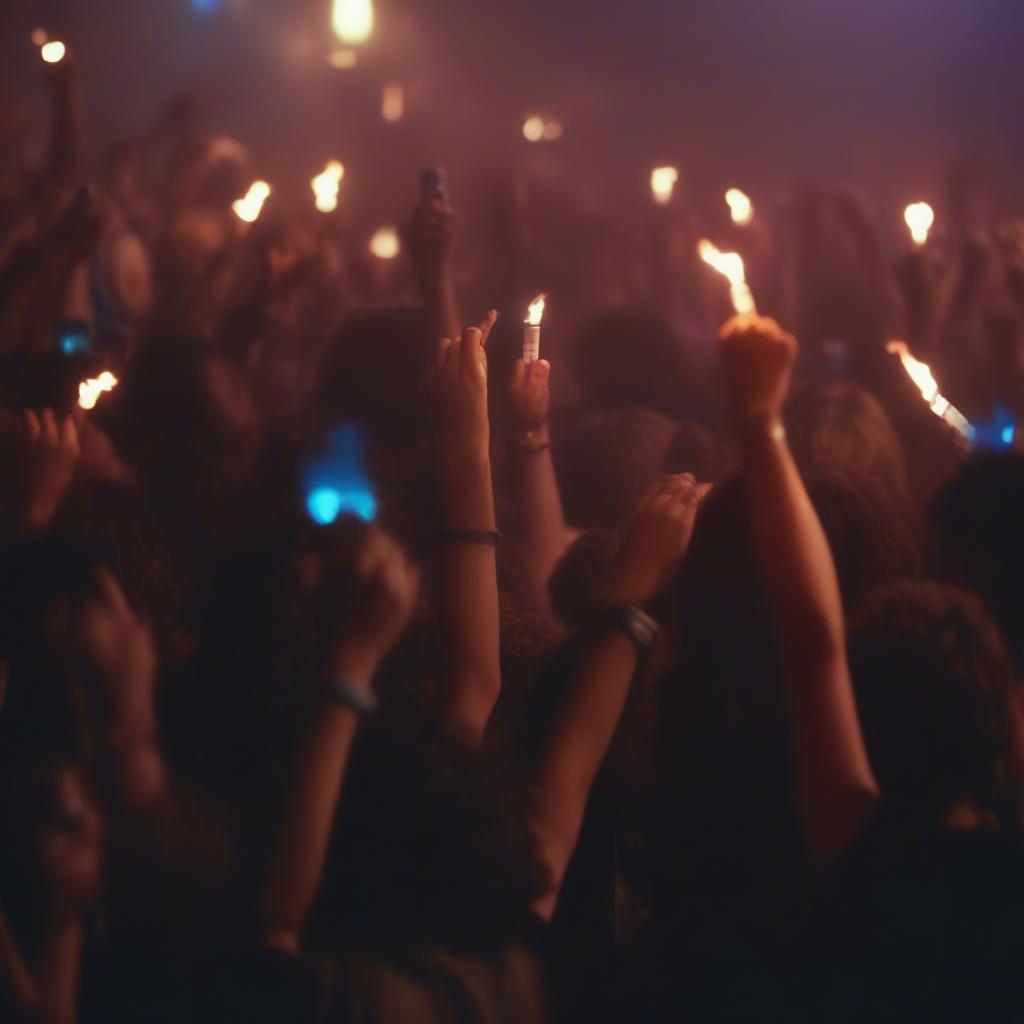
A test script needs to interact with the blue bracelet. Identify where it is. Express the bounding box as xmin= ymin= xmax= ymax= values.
xmin=325 ymin=679 xmax=379 ymax=715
